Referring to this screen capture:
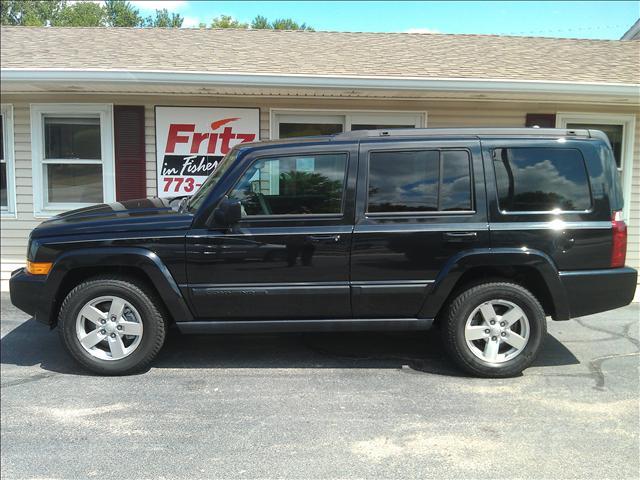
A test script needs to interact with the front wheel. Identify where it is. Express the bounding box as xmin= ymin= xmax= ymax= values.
xmin=58 ymin=276 xmax=167 ymax=375
xmin=441 ymin=282 xmax=547 ymax=378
